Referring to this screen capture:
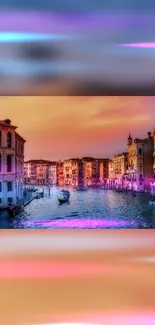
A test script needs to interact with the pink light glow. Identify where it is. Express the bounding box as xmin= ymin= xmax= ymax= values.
xmin=0 ymin=260 xmax=133 ymax=279
xmin=119 ymin=43 xmax=155 ymax=48
xmin=29 ymin=219 xmax=135 ymax=229
xmin=33 ymin=311 xmax=155 ymax=325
